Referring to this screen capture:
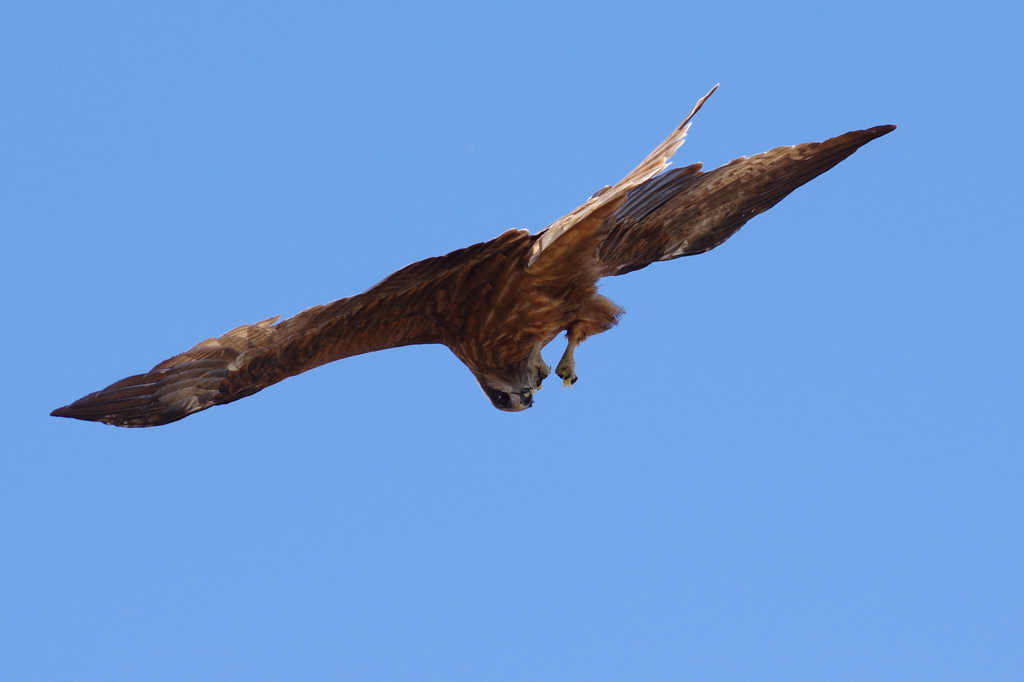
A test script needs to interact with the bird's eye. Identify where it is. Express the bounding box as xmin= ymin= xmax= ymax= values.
xmin=495 ymin=392 xmax=511 ymax=408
